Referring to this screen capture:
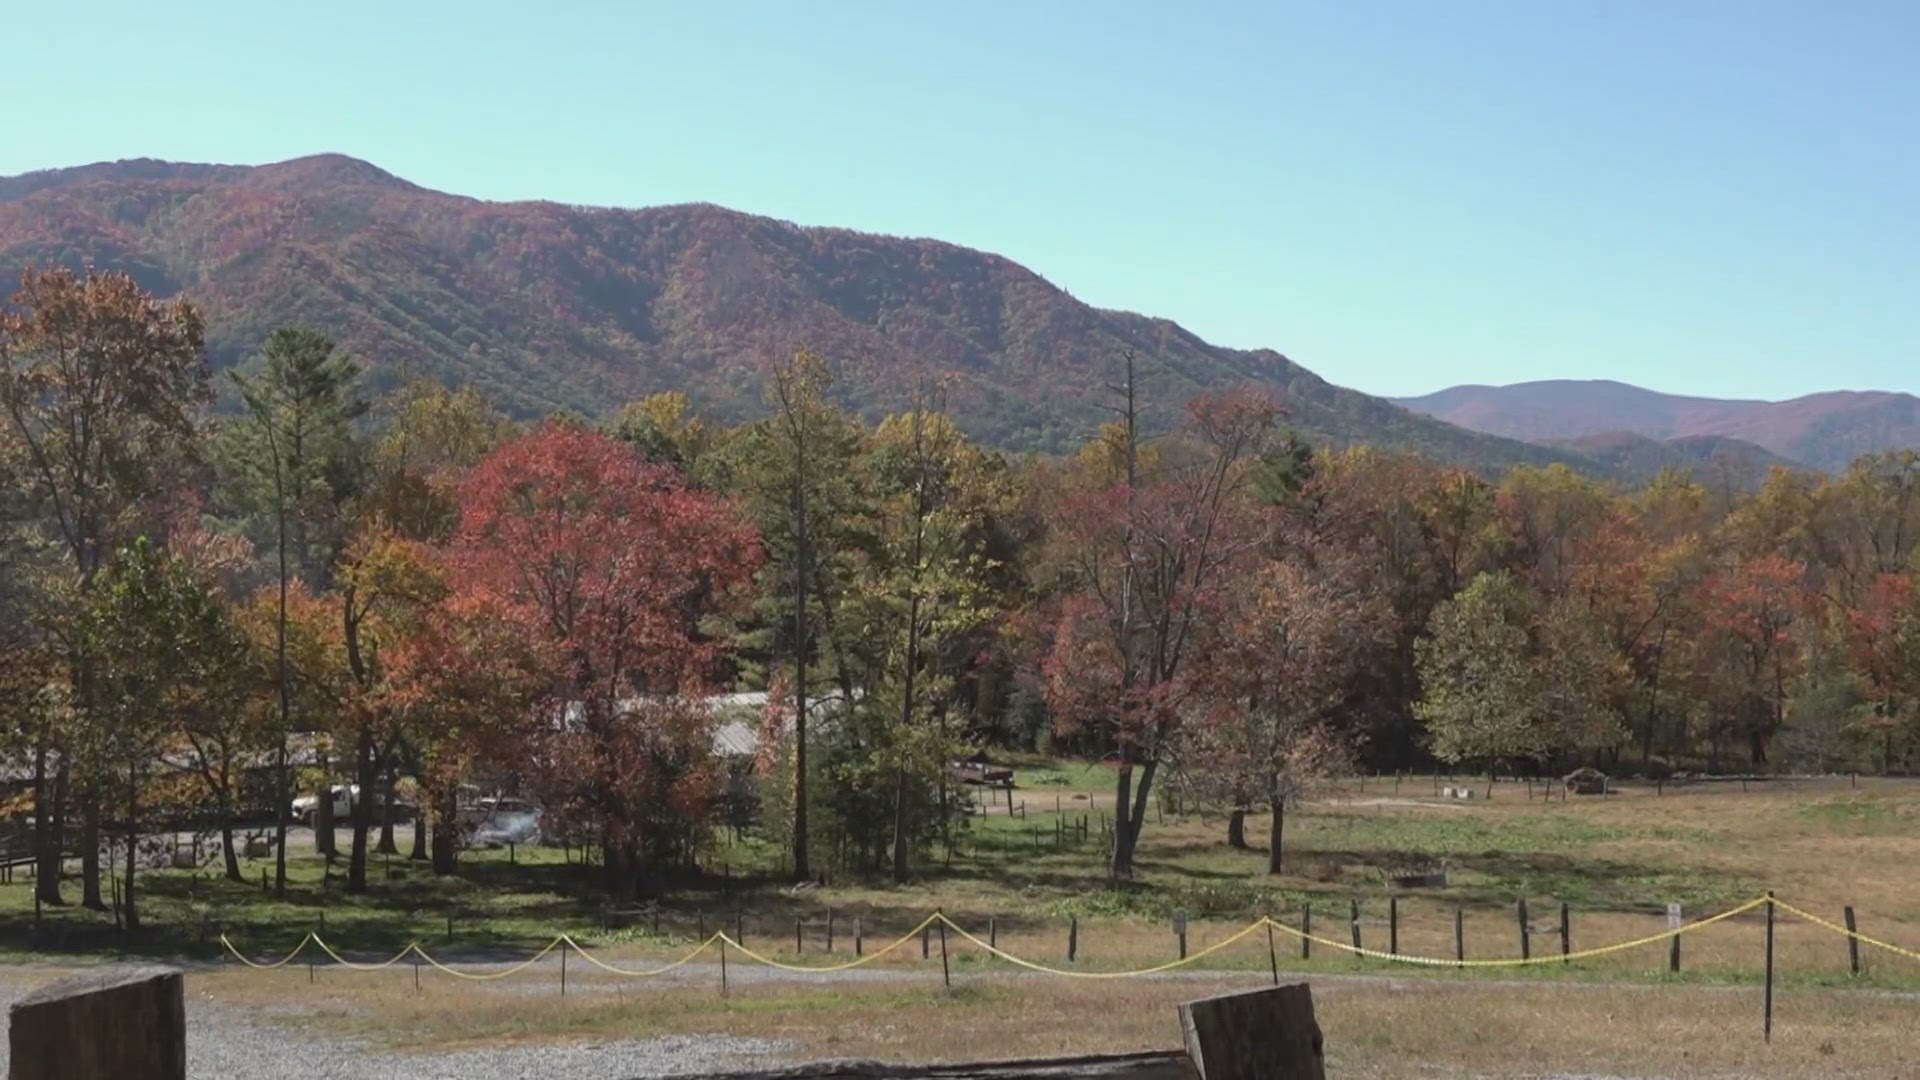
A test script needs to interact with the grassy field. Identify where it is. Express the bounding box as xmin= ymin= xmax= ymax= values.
xmin=4 ymin=759 xmax=1919 ymax=1076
